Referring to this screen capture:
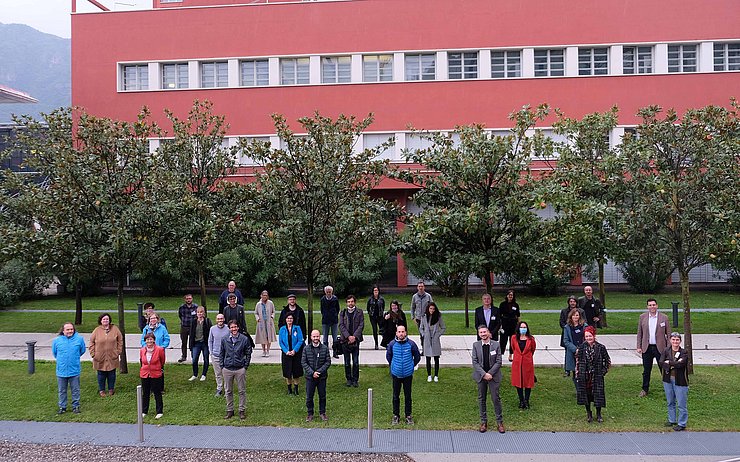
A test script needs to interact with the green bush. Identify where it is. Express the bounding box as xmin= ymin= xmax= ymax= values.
xmin=0 ymin=259 xmax=51 ymax=306
xmin=208 ymin=244 xmax=289 ymax=297
xmin=132 ymin=259 xmax=194 ymax=296
xmin=404 ymin=255 xmax=468 ymax=296
xmin=619 ymin=260 xmax=673 ymax=293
